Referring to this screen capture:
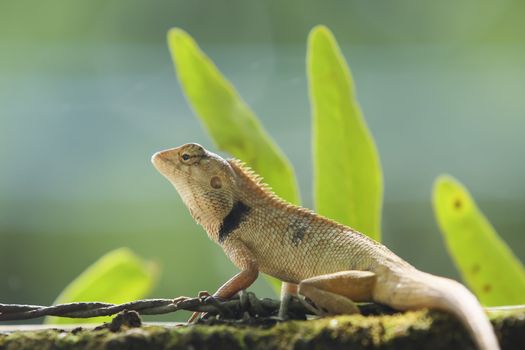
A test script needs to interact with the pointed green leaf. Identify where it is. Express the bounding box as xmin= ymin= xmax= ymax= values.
xmin=307 ymin=25 xmax=383 ymax=241
xmin=168 ymin=28 xmax=299 ymax=294
xmin=433 ymin=175 xmax=525 ymax=306
xmin=45 ymin=248 xmax=159 ymax=324
xmin=167 ymin=28 xmax=300 ymax=206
